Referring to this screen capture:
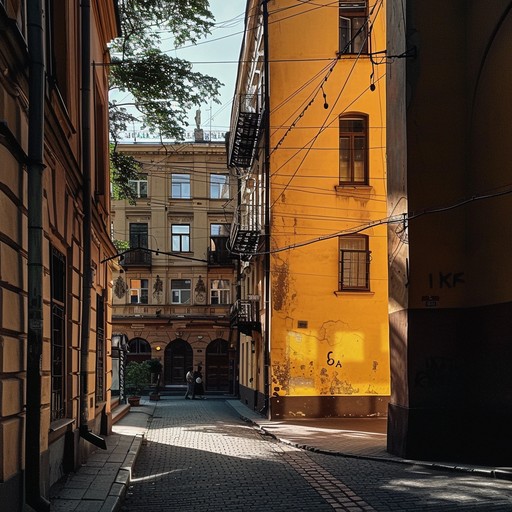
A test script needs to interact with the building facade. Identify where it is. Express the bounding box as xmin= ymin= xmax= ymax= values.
xmin=387 ymin=1 xmax=512 ymax=464
xmin=229 ymin=0 xmax=390 ymax=419
xmin=0 ymin=1 xmax=118 ymax=508
xmin=111 ymin=141 xmax=238 ymax=395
